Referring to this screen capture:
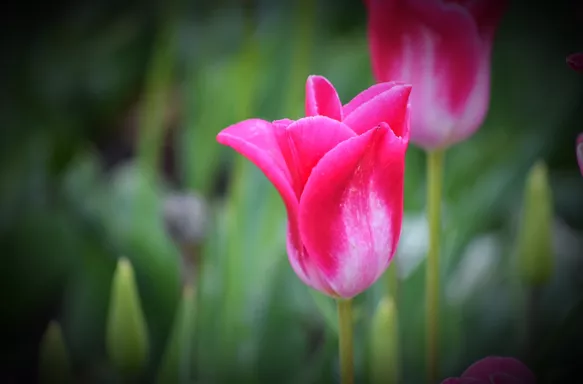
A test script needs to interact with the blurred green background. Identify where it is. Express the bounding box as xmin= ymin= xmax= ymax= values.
xmin=1 ymin=0 xmax=583 ymax=382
